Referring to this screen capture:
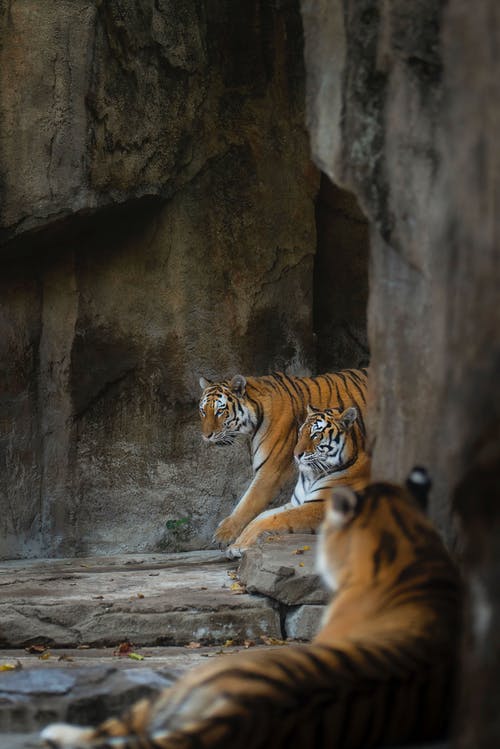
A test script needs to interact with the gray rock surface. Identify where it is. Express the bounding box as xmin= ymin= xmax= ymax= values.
xmin=0 ymin=645 xmax=265 ymax=734
xmin=301 ymin=0 xmax=500 ymax=547
xmin=284 ymin=604 xmax=325 ymax=641
xmin=0 ymin=0 xmax=320 ymax=560
xmin=0 ymin=551 xmax=280 ymax=647
xmin=238 ymin=534 xmax=329 ymax=607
